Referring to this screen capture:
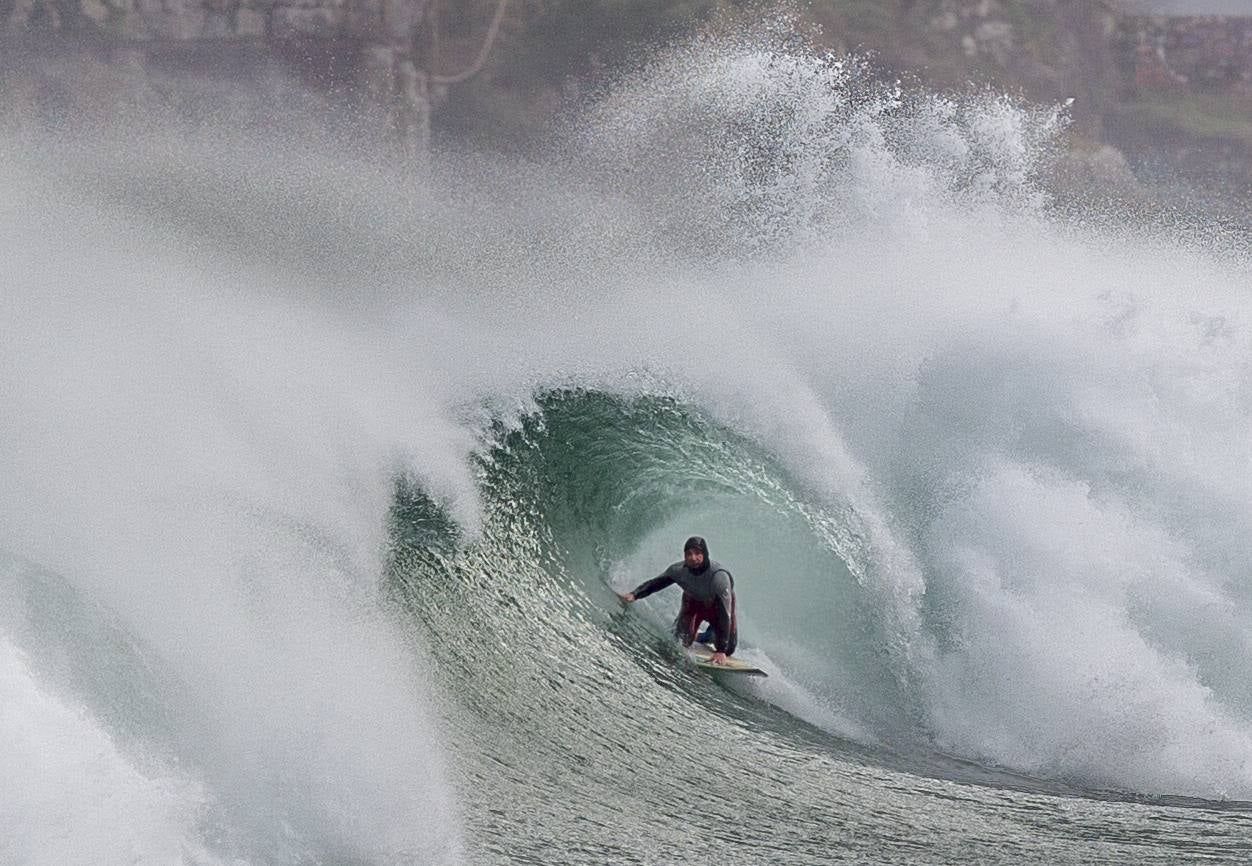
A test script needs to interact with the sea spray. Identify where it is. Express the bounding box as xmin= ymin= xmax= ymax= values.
xmin=1 ymin=36 xmax=1251 ymax=866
